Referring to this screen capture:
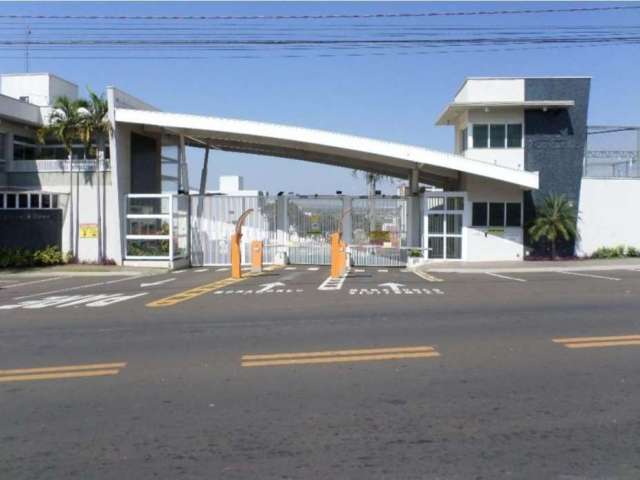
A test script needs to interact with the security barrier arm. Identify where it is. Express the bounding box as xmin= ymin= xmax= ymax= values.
xmin=230 ymin=208 xmax=254 ymax=279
